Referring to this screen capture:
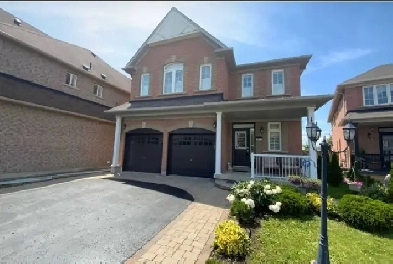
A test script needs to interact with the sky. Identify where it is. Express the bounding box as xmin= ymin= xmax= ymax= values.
xmin=1 ymin=1 xmax=392 ymax=146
